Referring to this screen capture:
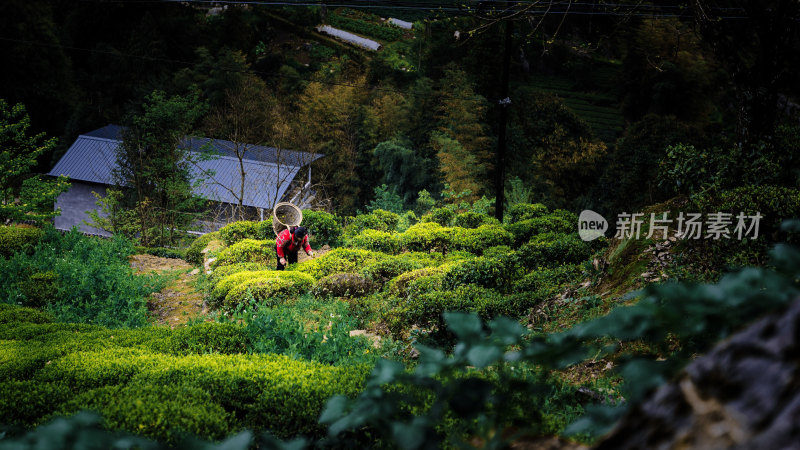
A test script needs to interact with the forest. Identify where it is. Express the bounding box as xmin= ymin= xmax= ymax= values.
xmin=1 ymin=0 xmax=800 ymax=449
